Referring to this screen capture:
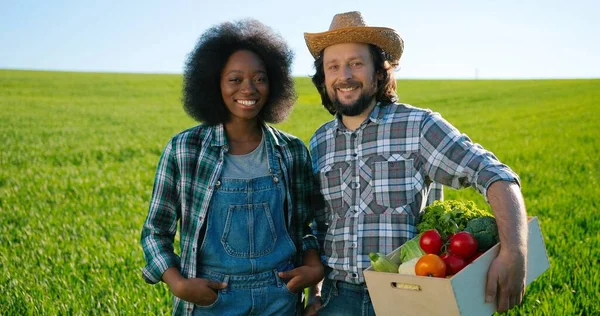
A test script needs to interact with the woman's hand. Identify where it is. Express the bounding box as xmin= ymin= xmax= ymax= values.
xmin=278 ymin=249 xmax=324 ymax=293
xmin=162 ymin=267 xmax=227 ymax=306
xmin=172 ymin=277 xmax=228 ymax=306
